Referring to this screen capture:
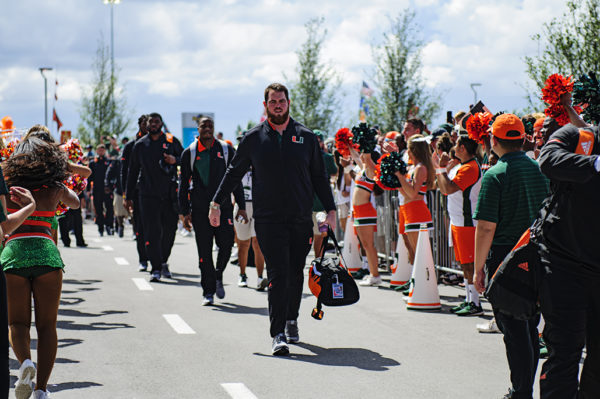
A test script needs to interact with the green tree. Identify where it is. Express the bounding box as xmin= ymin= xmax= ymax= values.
xmin=286 ymin=17 xmax=343 ymax=135
xmin=524 ymin=0 xmax=600 ymax=108
xmin=366 ymin=9 xmax=441 ymax=132
xmin=78 ymin=36 xmax=132 ymax=145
